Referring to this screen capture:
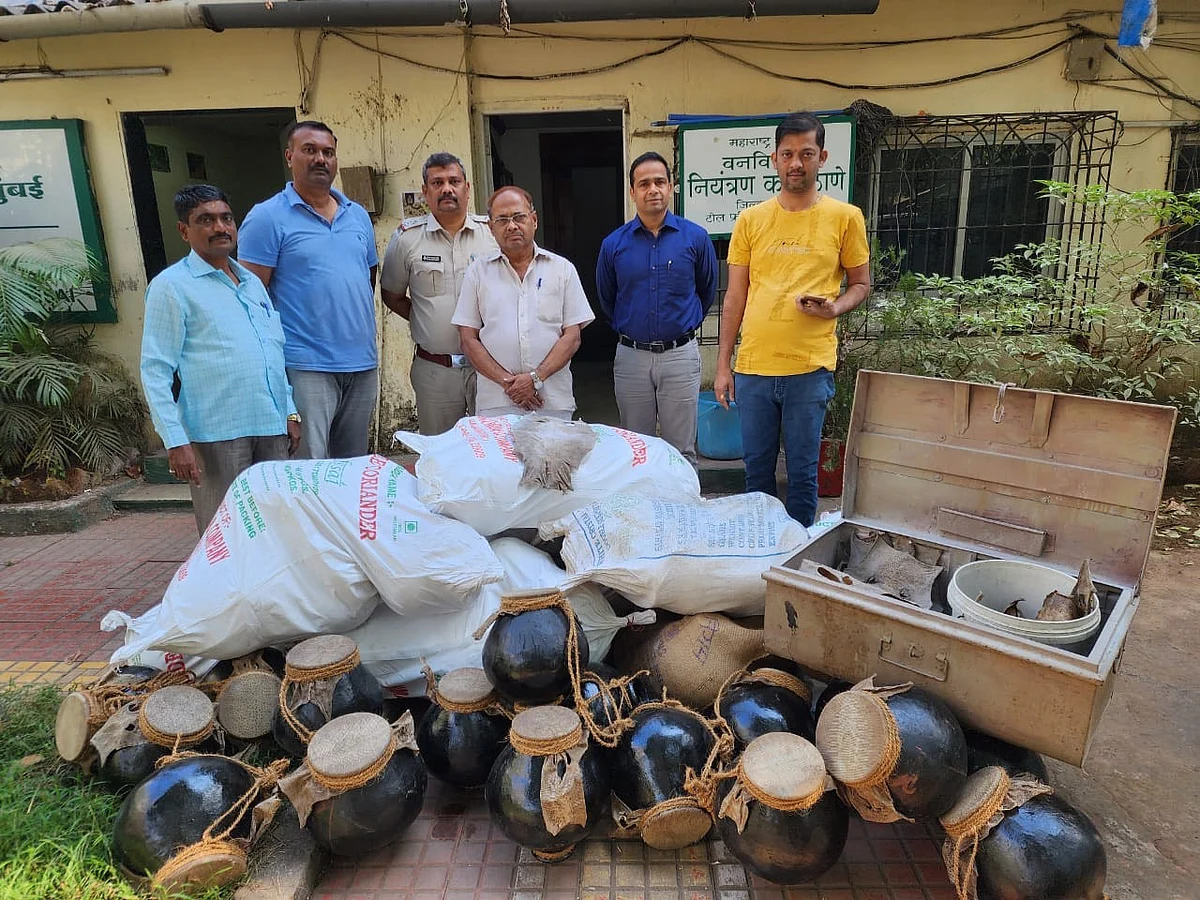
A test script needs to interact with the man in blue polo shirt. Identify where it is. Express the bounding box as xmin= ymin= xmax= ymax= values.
xmin=239 ymin=120 xmax=379 ymax=459
xmin=596 ymin=151 xmax=718 ymax=465
xmin=141 ymin=184 xmax=300 ymax=533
